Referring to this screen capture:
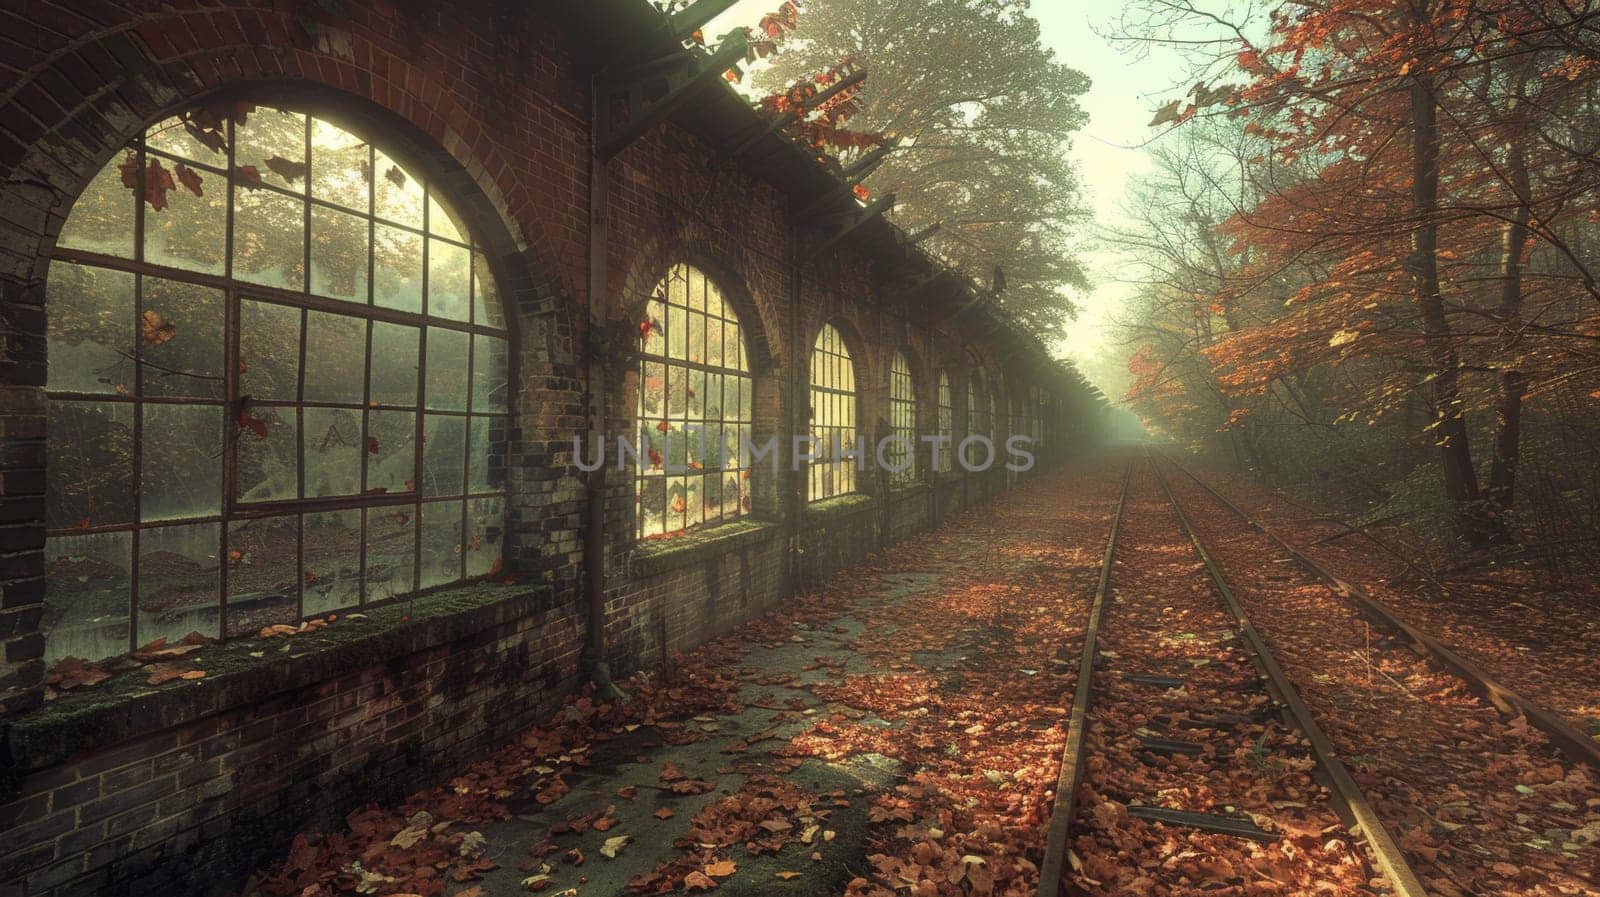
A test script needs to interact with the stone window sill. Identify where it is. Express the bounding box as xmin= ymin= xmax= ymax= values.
xmin=804 ymin=493 xmax=877 ymax=522
xmin=629 ymin=519 xmax=780 ymax=578
xmin=5 ymin=581 xmax=554 ymax=772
